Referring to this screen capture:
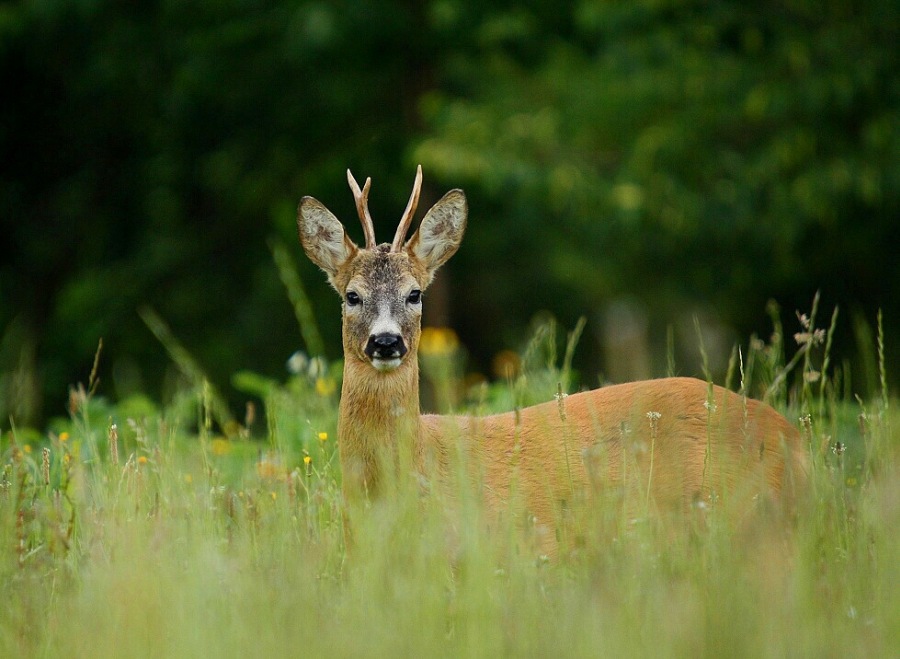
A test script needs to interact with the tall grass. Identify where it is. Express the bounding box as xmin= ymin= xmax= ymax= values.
xmin=1 ymin=309 xmax=897 ymax=658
